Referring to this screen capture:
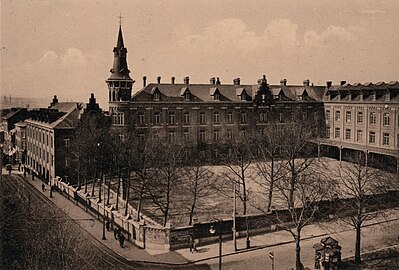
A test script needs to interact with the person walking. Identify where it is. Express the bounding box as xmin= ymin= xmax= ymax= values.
xmin=189 ymin=235 xmax=194 ymax=252
xmin=105 ymin=220 xmax=110 ymax=231
xmin=119 ymin=232 xmax=125 ymax=248
xmin=41 ymin=184 xmax=45 ymax=192
xmin=113 ymin=227 xmax=119 ymax=240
